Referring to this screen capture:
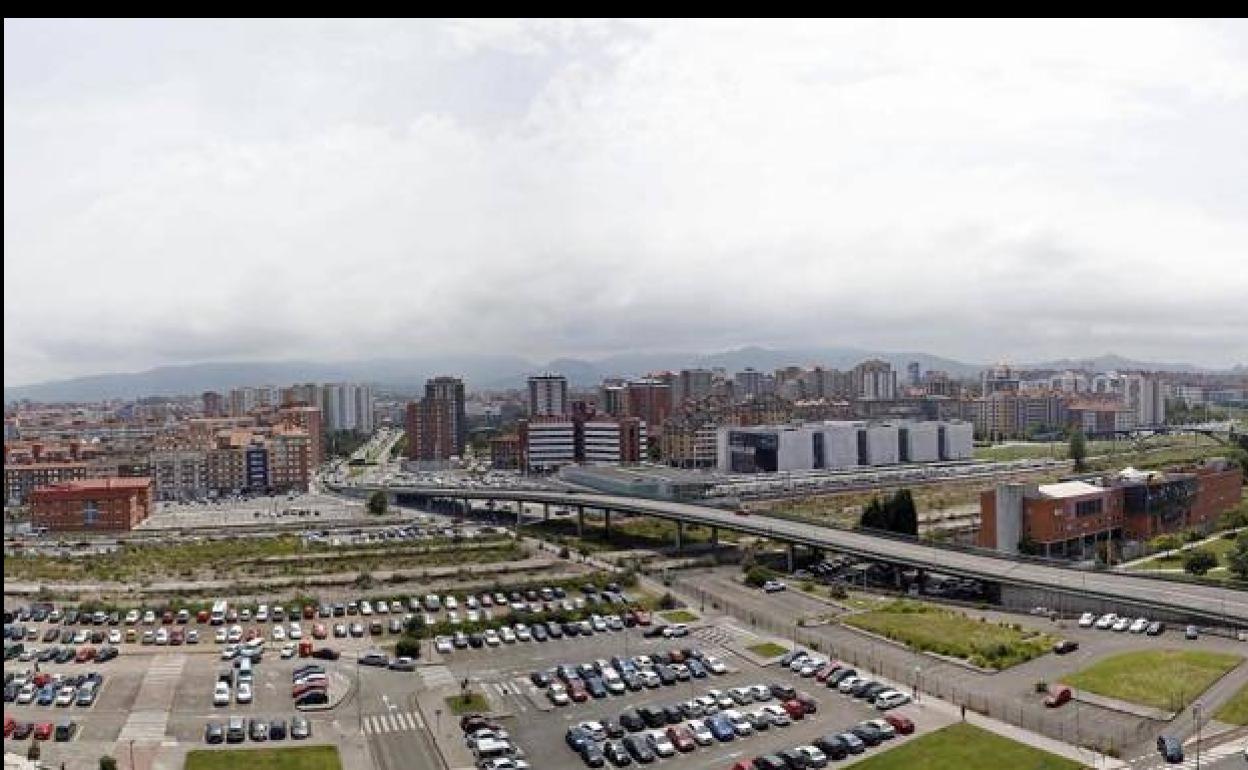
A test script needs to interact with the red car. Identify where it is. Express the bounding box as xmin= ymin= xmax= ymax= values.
xmin=782 ymin=700 xmax=806 ymax=720
xmin=245 ymin=627 xmax=261 ymax=642
xmin=196 ymin=610 xmax=210 ymax=624
xmin=161 ymin=611 xmax=174 ymax=625
xmin=630 ymin=609 xmax=652 ymax=626
xmin=884 ymin=714 xmax=914 ymax=735
xmin=731 ymin=761 xmax=753 ymax=770
xmin=667 ymin=649 xmax=685 ymax=663
xmin=312 ymin=624 xmax=327 ymax=640
xmin=666 ymin=726 xmax=696 ymax=752
xmin=795 ymin=692 xmax=818 ymax=714
xmin=75 ymin=646 xmax=96 ymax=663
xmin=34 ymin=723 xmax=54 ymax=740
xmin=4 ymin=716 xmax=15 ymax=738
xmin=568 ymin=681 xmax=589 ymax=703
xmin=814 ymin=664 xmax=838 ymax=682
xmin=1045 ymin=686 xmax=1072 ymax=708
xmin=169 ymin=629 xmax=184 ymax=646
xmin=303 ymin=605 xmax=316 ymax=619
